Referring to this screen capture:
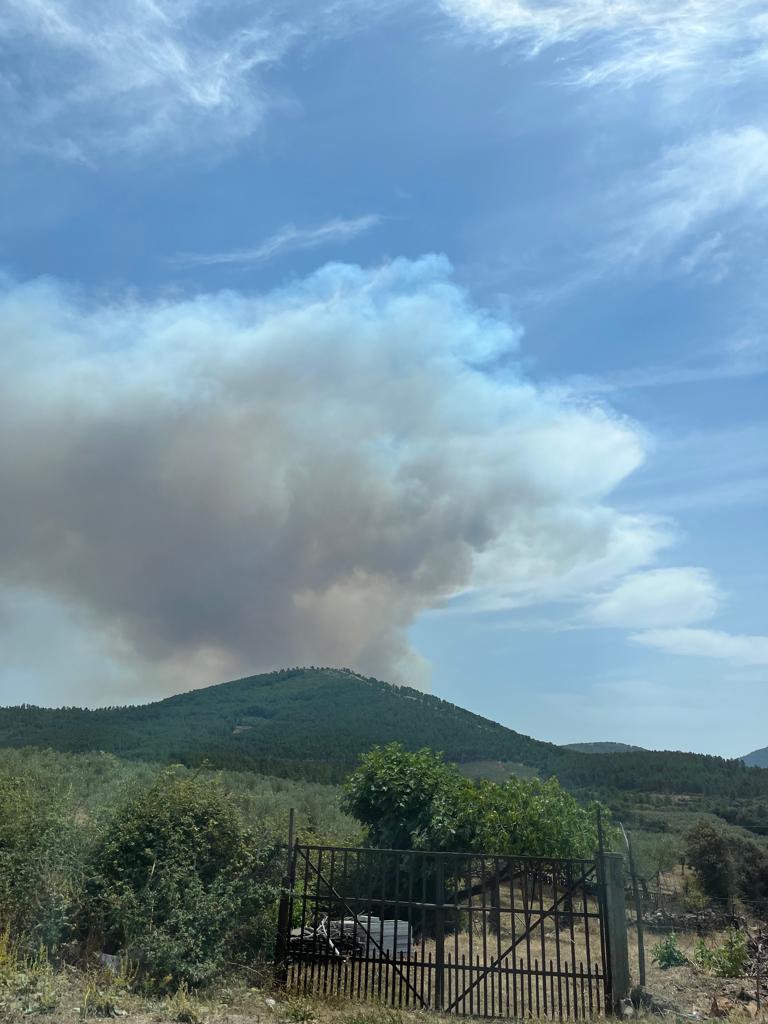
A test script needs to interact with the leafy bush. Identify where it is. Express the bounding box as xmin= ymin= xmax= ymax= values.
xmin=651 ymin=933 xmax=687 ymax=969
xmin=684 ymin=820 xmax=768 ymax=914
xmin=693 ymin=929 xmax=747 ymax=978
xmin=0 ymin=775 xmax=88 ymax=953
xmin=85 ymin=769 xmax=280 ymax=988
xmin=681 ymin=875 xmax=708 ymax=913
xmin=344 ymin=743 xmax=611 ymax=857
xmin=343 ymin=744 xmax=474 ymax=851
xmin=631 ymin=833 xmax=681 ymax=880
xmin=684 ymin=822 xmax=734 ymax=902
